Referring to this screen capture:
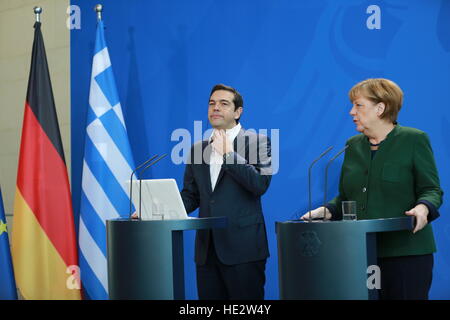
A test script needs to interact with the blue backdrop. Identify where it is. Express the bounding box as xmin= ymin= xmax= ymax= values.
xmin=70 ymin=0 xmax=450 ymax=299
